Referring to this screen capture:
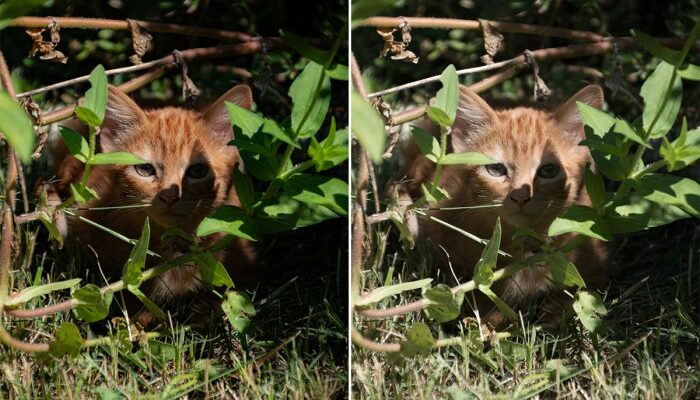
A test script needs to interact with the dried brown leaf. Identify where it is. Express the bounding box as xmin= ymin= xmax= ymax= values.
xmin=375 ymin=19 xmax=419 ymax=64
xmin=25 ymin=20 xmax=68 ymax=64
xmin=127 ymin=19 xmax=153 ymax=65
xmin=479 ymin=19 xmax=504 ymax=65
xmin=524 ymin=50 xmax=551 ymax=102
xmin=173 ymin=50 xmax=200 ymax=108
